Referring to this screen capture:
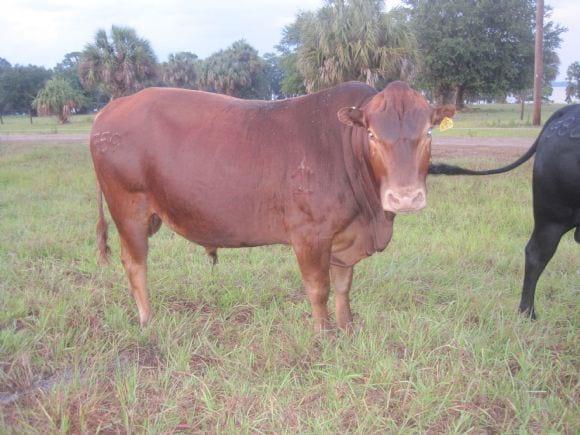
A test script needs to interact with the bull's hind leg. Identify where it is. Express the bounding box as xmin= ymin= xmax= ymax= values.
xmin=120 ymin=224 xmax=150 ymax=326
xmin=519 ymin=221 xmax=568 ymax=319
xmin=331 ymin=264 xmax=354 ymax=331
xmin=109 ymin=194 xmax=156 ymax=327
